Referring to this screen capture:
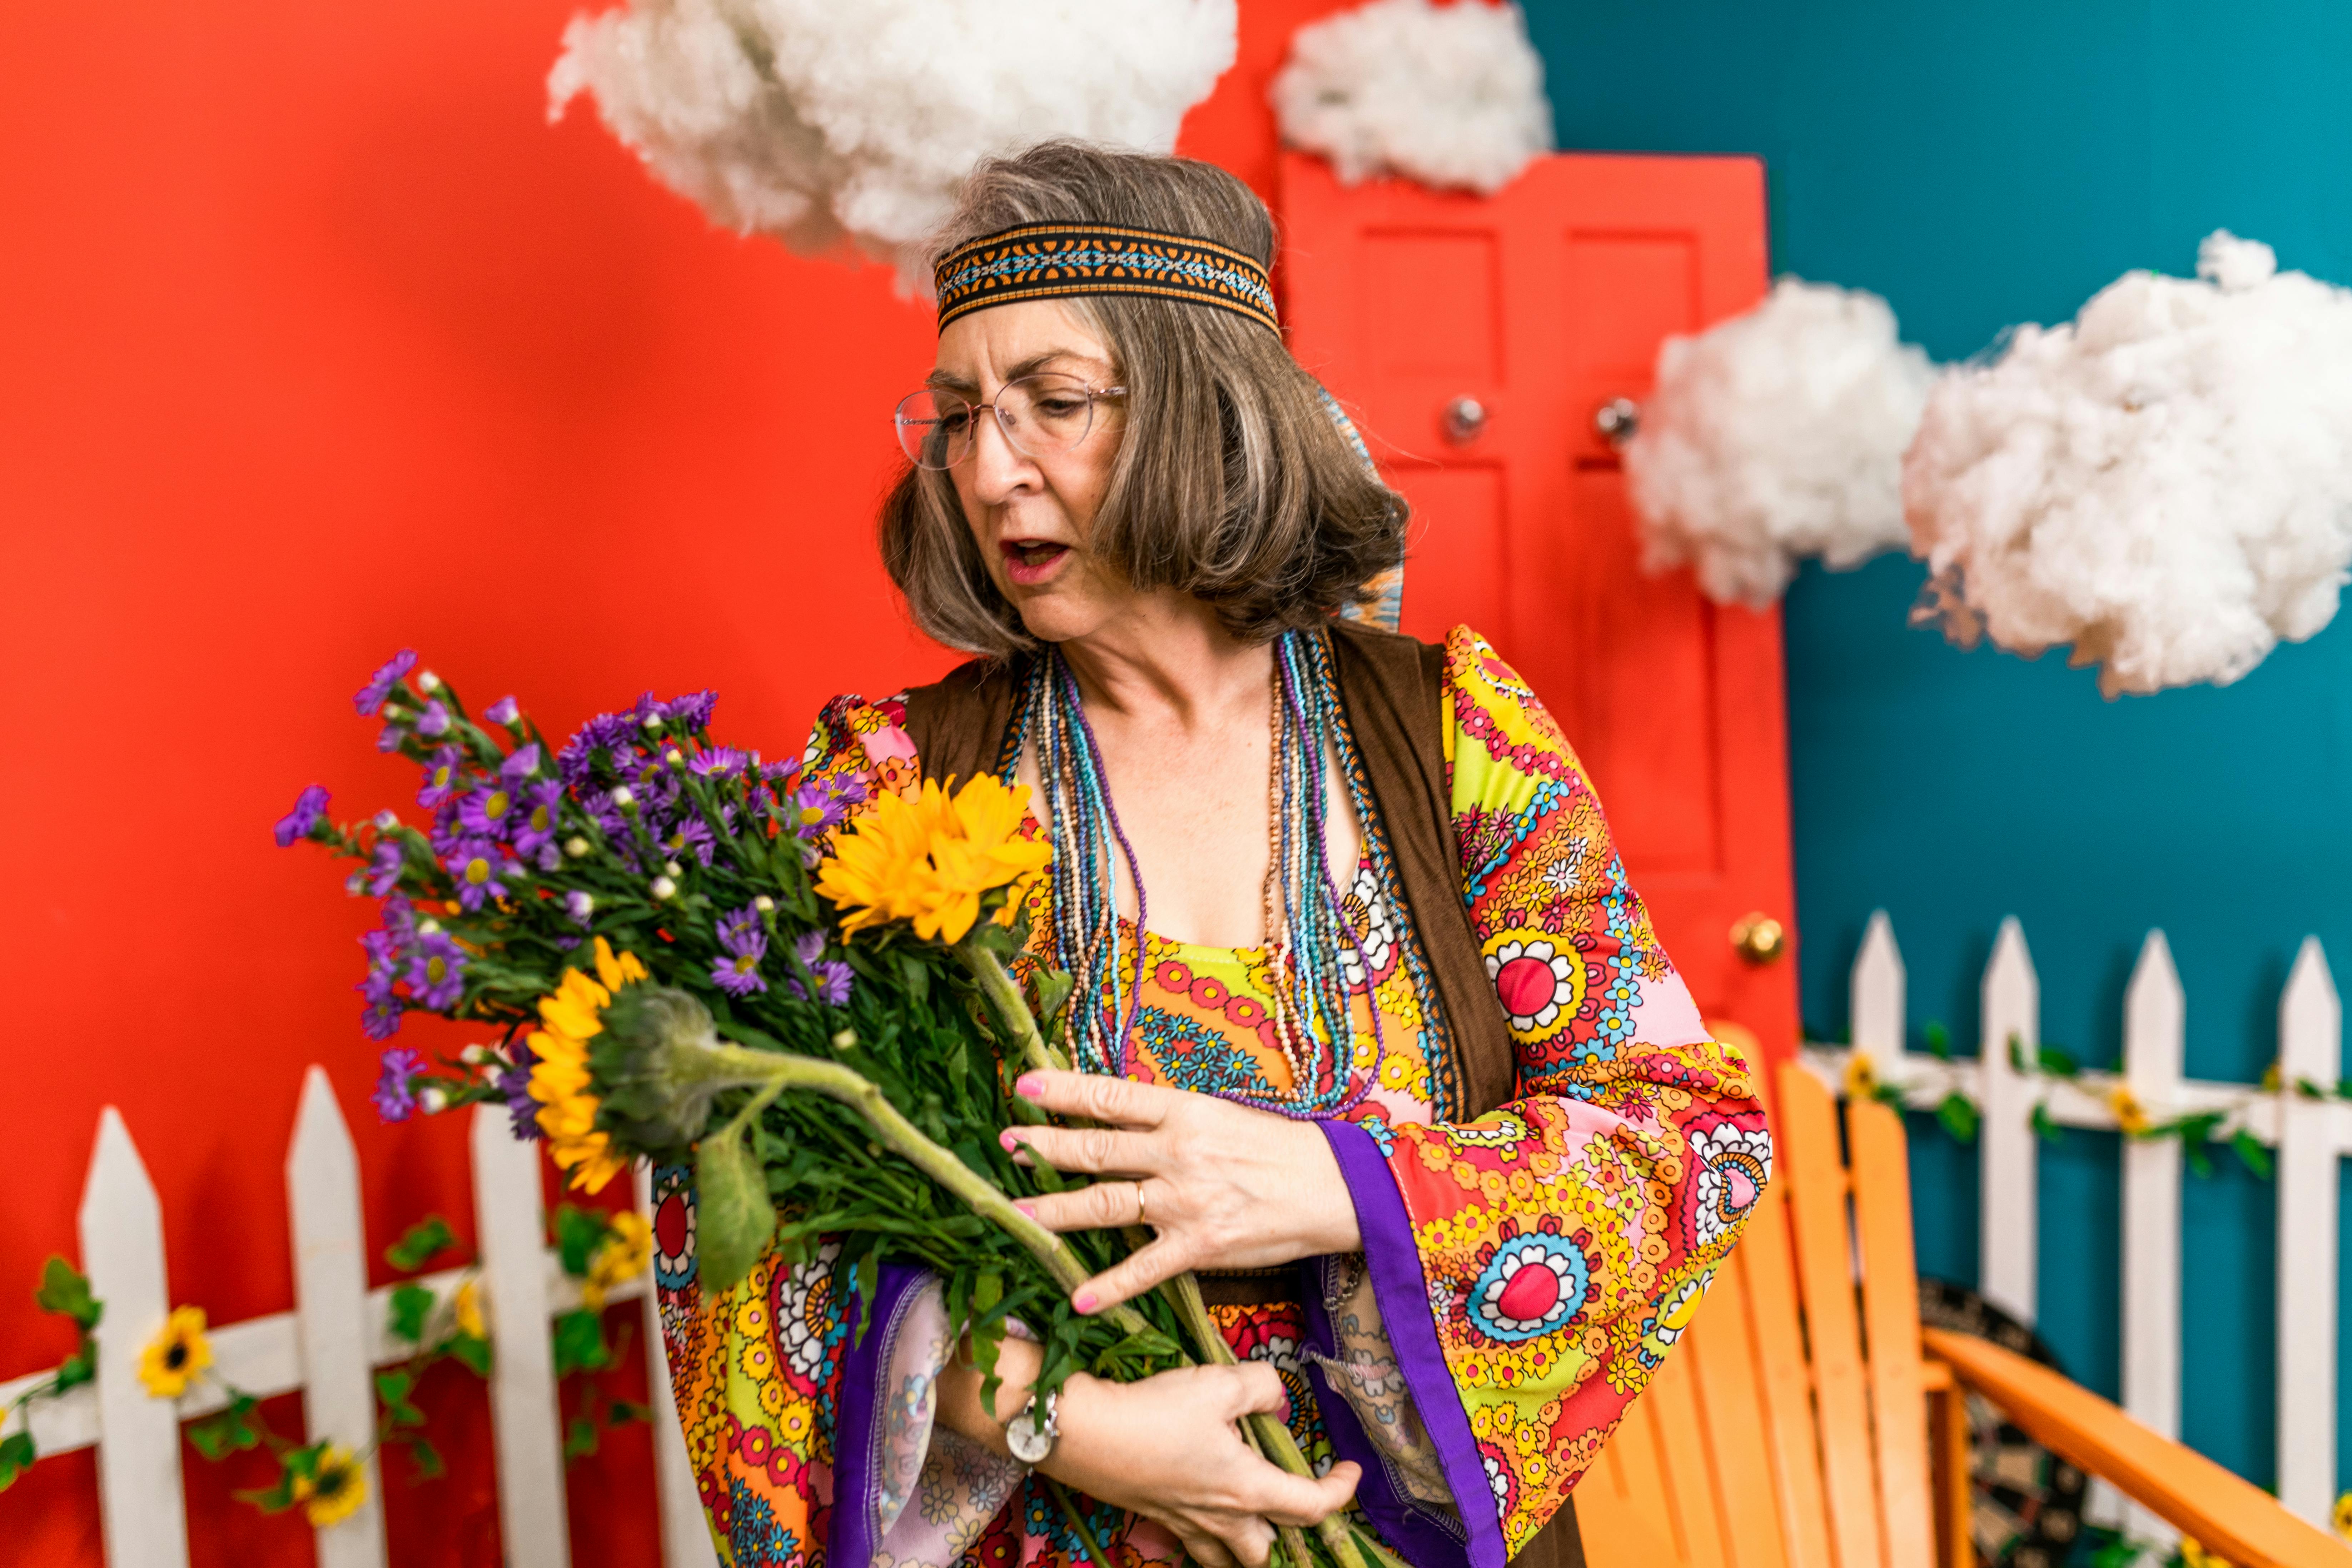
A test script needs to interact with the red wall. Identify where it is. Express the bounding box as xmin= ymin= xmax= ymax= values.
xmin=0 ymin=2 xmax=1347 ymax=1563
